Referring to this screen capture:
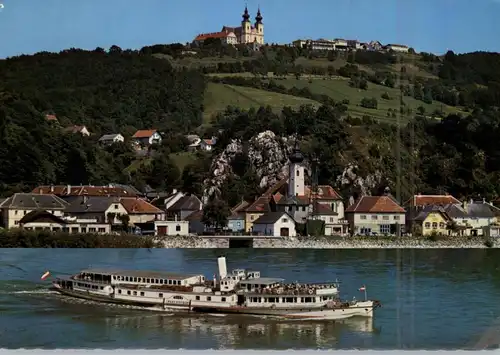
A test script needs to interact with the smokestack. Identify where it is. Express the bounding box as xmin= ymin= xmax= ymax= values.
xmin=67 ymin=185 xmax=71 ymax=195
xmin=217 ymin=256 xmax=227 ymax=279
